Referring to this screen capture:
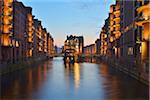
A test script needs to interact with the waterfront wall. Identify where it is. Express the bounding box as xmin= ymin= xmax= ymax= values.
xmin=99 ymin=56 xmax=149 ymax=85
xmin=0 ymin=56 xmax=51 ymax=75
